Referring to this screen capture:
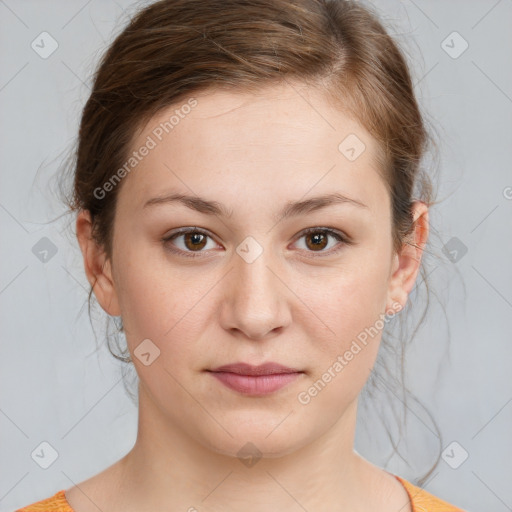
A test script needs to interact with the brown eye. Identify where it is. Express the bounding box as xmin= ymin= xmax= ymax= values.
xmin=183 ymin=232 xmax=208 ymax=251
xmin=294 ymin=227 xmax=348 ymax=256
xmin=162 ymin=228 xmax=218 ymax=257
xmin=304 ymin=231 xmax=329 ymax=251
